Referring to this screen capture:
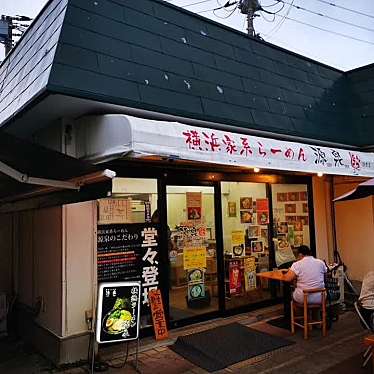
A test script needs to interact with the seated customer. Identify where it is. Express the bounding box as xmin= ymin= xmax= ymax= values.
xmin=358 ymin=271 xmax=374 ymax=330
xmin=283 ymin=245 xmax=327 ymax=304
